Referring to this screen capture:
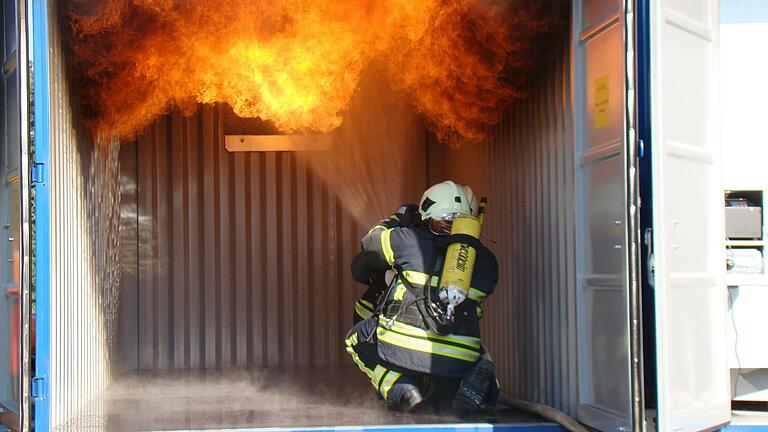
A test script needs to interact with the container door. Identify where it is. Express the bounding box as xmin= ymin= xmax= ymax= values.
xmin=573 ymin=1 xmax=638 ymax=431
xmin=31 ymin=0 xmax=51 ymax=429
xmin=649 ymin=0 xmax=730 ymax=430
xmin=0 ymin=0 xmax=22 ymax=430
